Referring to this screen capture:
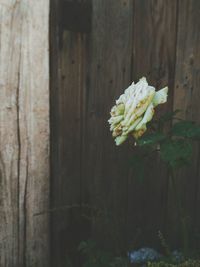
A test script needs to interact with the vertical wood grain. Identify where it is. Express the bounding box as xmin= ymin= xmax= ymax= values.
xmin=83 ymin=0 xmax=133 ymax=253
xmin=0 ymin=0 xmax=49 ymax=266
xmin=173 ymin=0 xmax=200 ymax=249
xmin=50 ymin=0 xmax=90 ymax=265
xmin=50 ymin=0 xmax=200 ymax=262
xmin=50 ymin=0 xmax=61 ymax=266
xmin=131 ymin=0 xmax=178 ymax=247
